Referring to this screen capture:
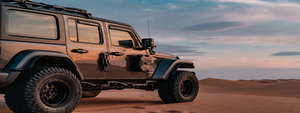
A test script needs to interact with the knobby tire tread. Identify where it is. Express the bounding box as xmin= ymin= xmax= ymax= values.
xmin=5 ymin=67 xmax=82 ymax=113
